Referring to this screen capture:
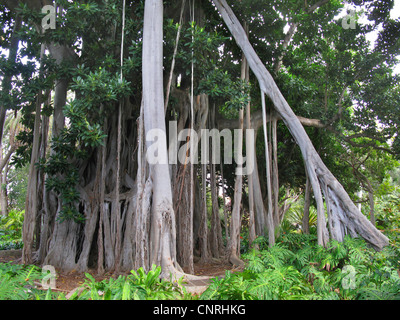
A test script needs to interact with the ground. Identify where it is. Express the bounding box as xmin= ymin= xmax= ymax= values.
xmin=0 ymin=250 xmax=235 ymax=294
